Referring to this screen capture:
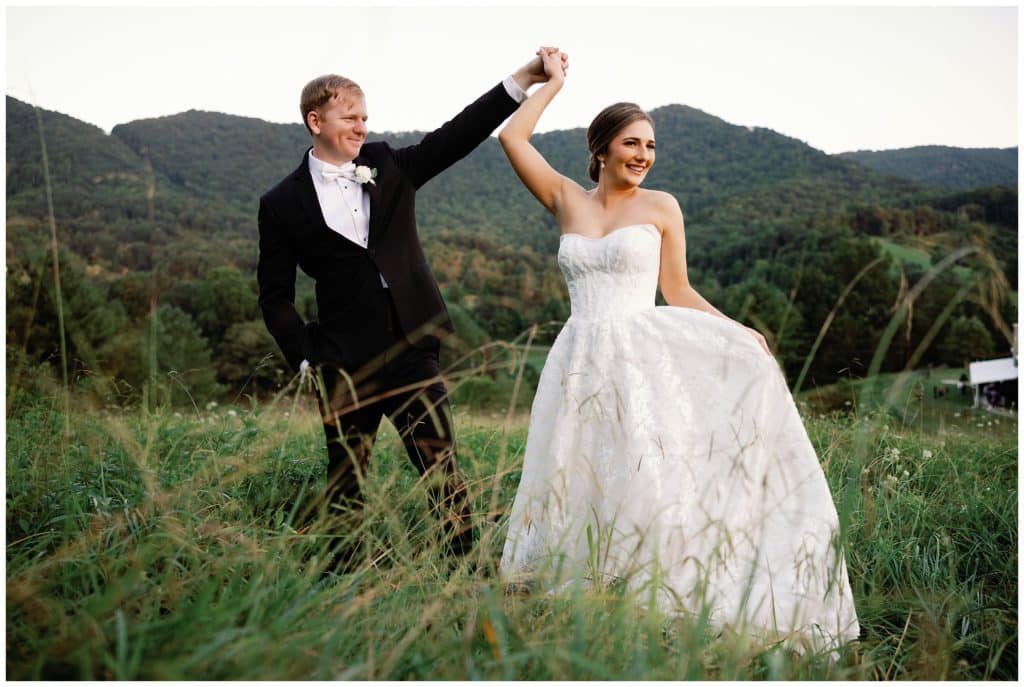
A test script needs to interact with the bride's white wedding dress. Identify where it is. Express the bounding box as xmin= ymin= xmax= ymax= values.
xmin=499 ymin=223 xmax=859 ymax=648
